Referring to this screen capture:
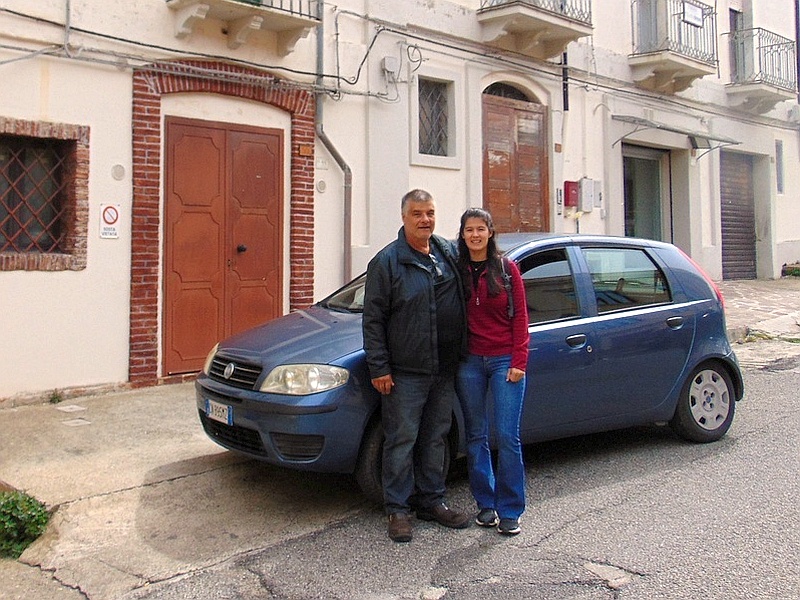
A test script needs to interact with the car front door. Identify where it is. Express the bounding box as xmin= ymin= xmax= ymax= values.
xmin=513 ymin=246 xmax=600 ymax=440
